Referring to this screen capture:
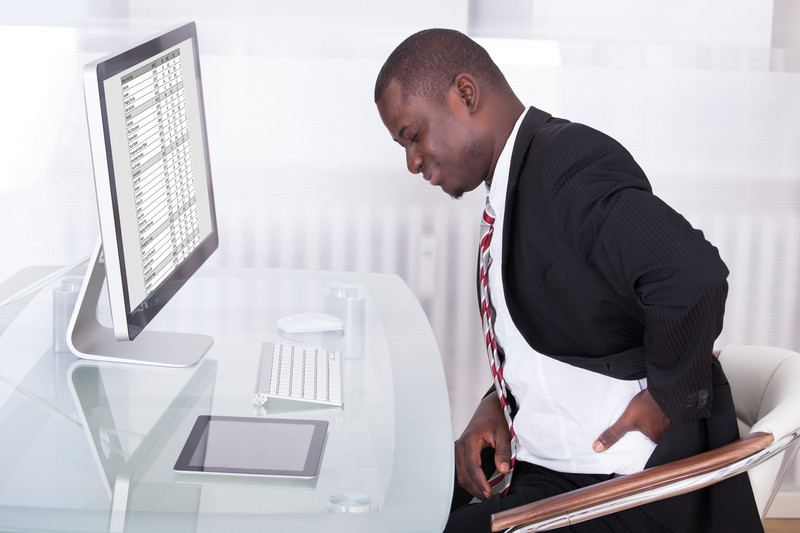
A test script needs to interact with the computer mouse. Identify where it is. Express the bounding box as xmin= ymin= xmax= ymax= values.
xmin=277 ymin=312 xmax=344 ymax=335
